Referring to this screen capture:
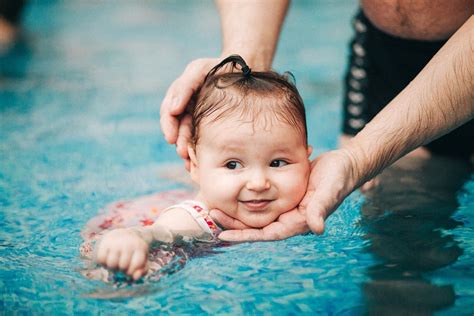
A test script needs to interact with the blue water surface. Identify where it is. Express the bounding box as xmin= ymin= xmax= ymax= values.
xmin=1 ymin=1 xmax=473 ymax=314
